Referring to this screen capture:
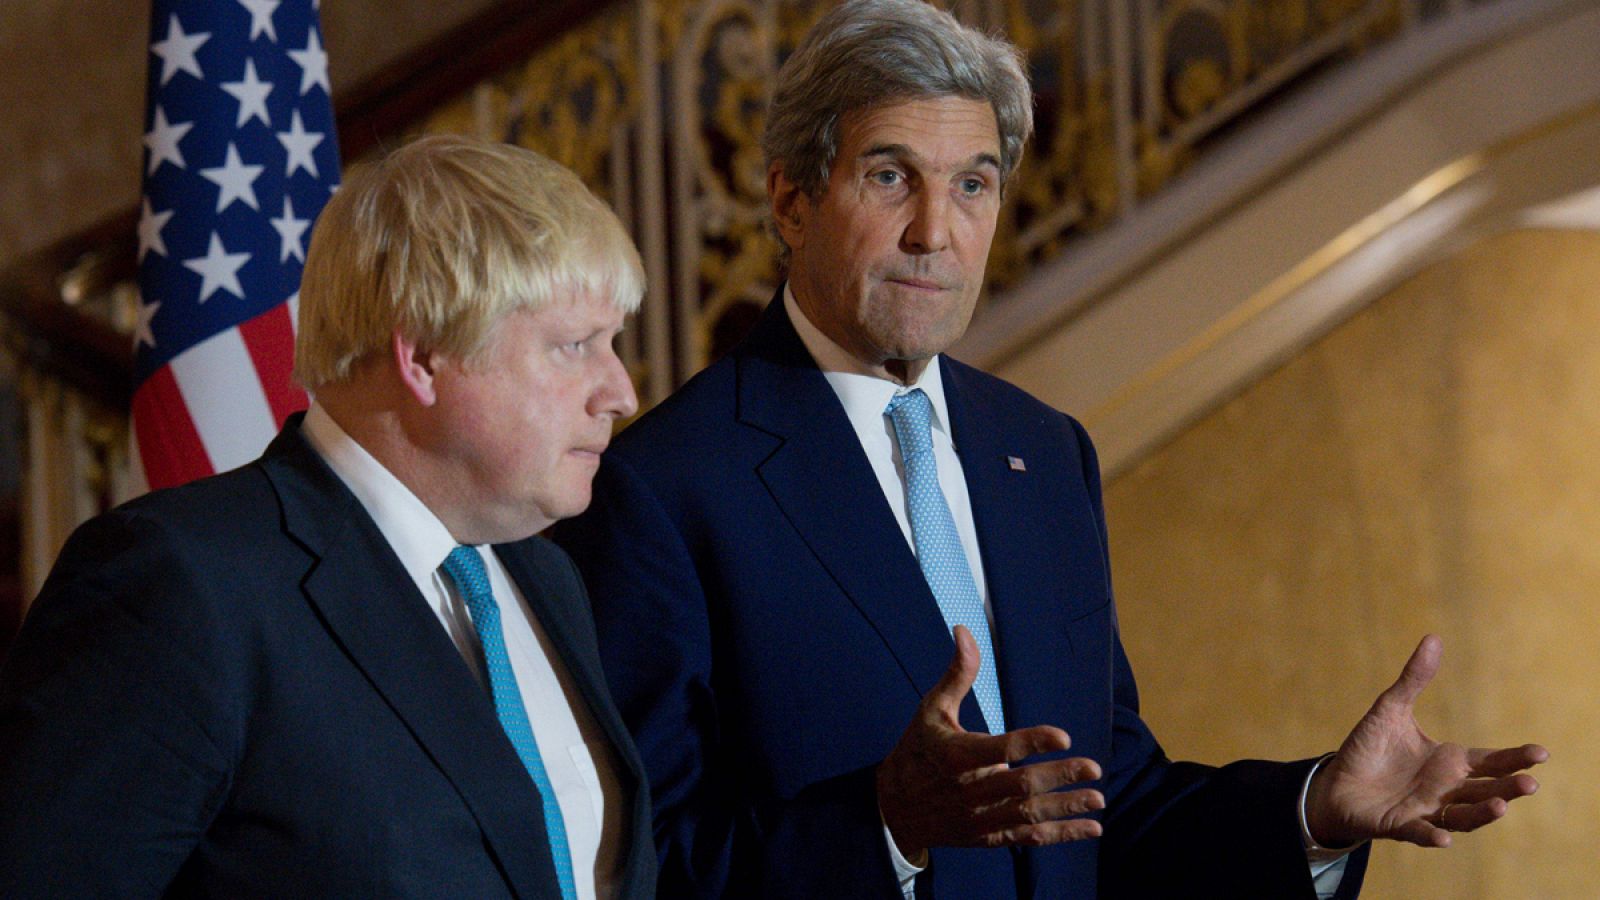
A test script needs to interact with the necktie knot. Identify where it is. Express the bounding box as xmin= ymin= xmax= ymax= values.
xmin=441 ymin=545 xmax=497 ymax=624
xmin=886 ymin=388 xmax=935 ymax=458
